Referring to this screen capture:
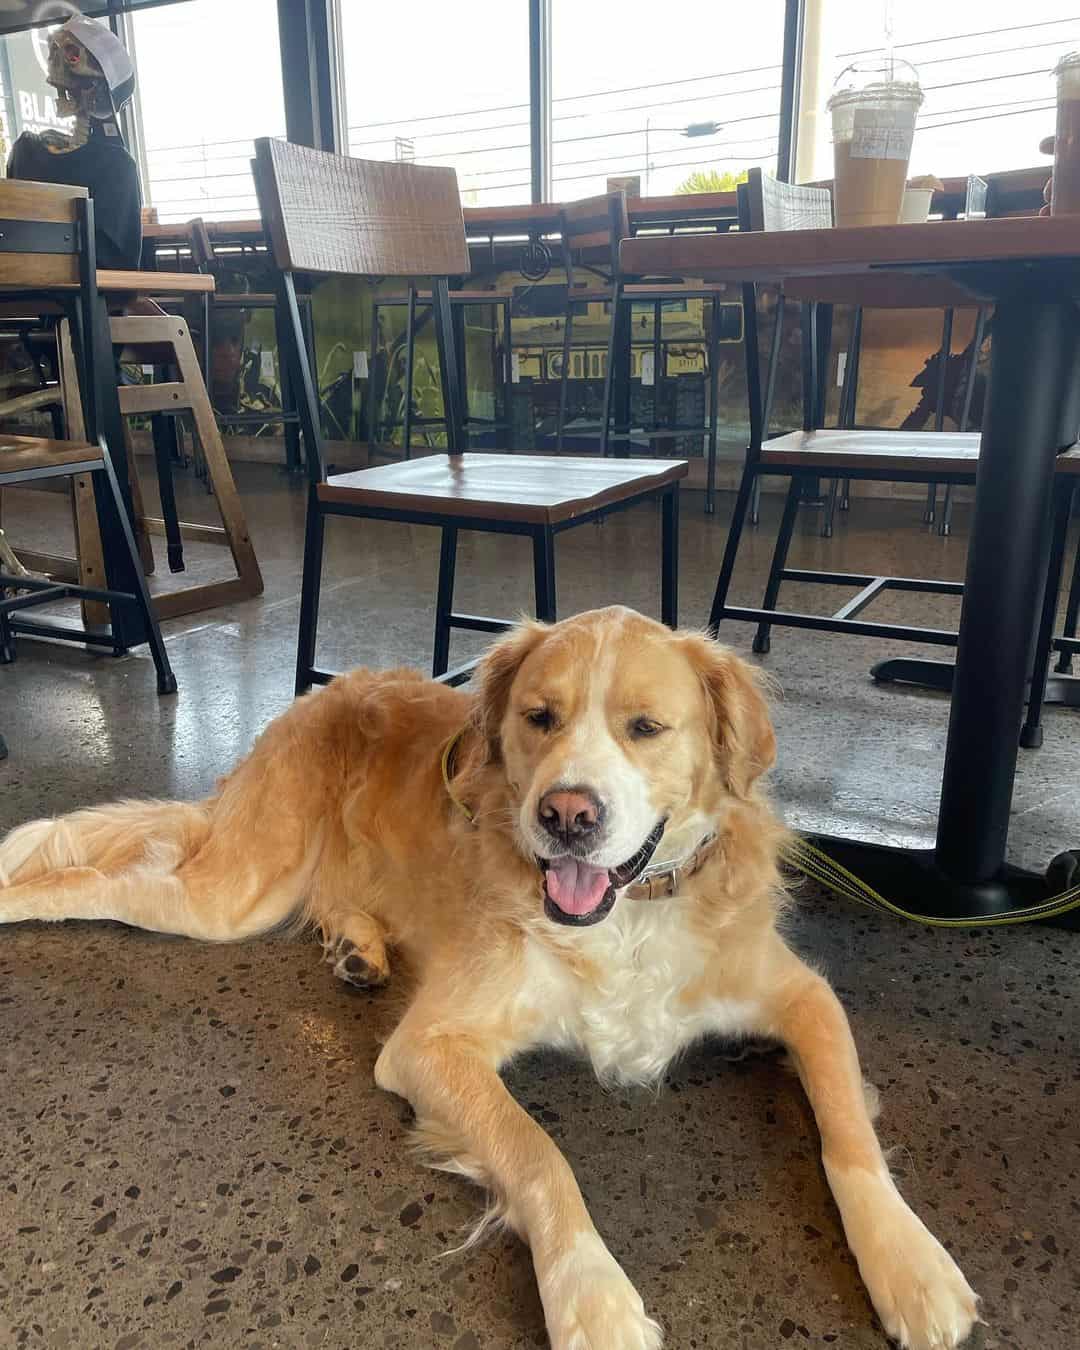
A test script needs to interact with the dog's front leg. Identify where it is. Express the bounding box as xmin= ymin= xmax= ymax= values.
xmin=375 ymin=1009 xmax=663 ymax=1350
xmin=759 ymin=950 xmax=979 ymax=1350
